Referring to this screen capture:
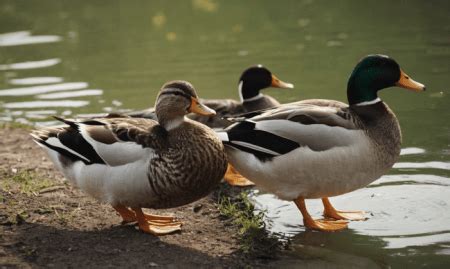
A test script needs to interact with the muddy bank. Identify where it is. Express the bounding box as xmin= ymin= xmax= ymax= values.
xmin=0 ymin=126 xmax=277 ymax=268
